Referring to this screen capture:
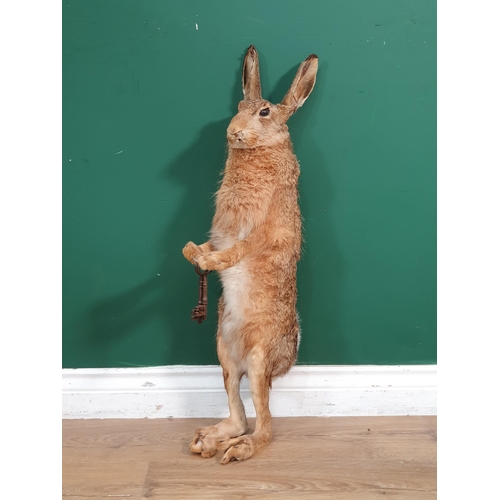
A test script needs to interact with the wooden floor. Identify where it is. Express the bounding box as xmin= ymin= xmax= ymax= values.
xmin=62 ymin=416 xmax=436 ymax=499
